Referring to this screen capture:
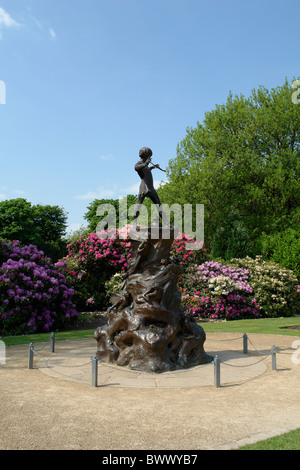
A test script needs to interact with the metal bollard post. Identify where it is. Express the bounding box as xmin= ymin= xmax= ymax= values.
xmin=28 ymin=343 xmax=34 ymax=369
xmin=271 ymin=345 xmax=277 ymax=371
xmin=50 ymin=332 xmax=55 ymax=353
xmin=92 ymin=356 xmax=98 ymax=387
xmin=243 ymin=334 xmax=248 ymax=354
xmin=214 ymin=355 xmax=221 ymax=388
